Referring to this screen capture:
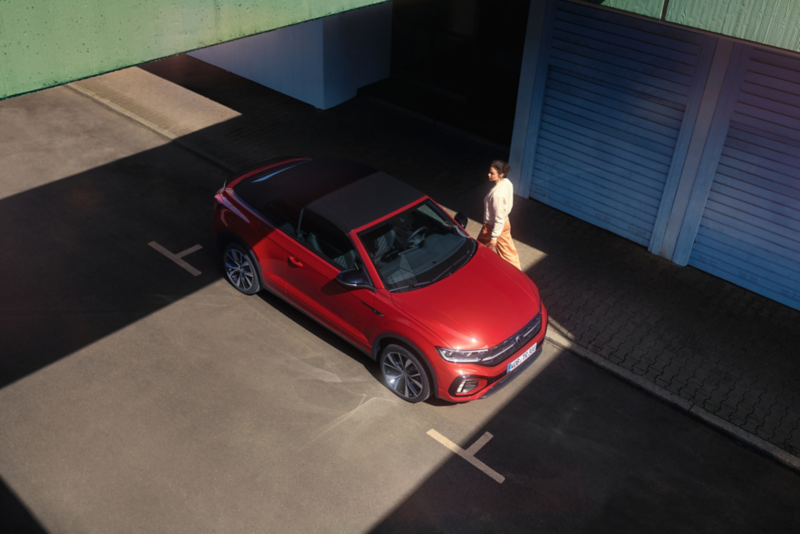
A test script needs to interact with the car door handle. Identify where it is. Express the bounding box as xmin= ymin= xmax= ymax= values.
xmin=362 ymin=302 xmax=384 ymax=316
xmin=288 ymin=255 xmax=303 ymax=267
